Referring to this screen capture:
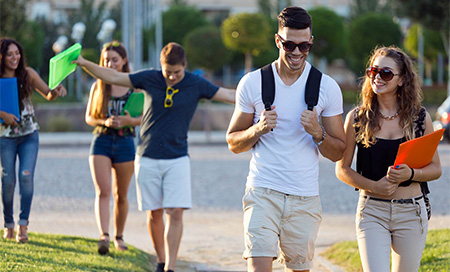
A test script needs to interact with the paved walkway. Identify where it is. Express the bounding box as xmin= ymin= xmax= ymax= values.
xmin=5 ymin=132 xmax=450 ymax=271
